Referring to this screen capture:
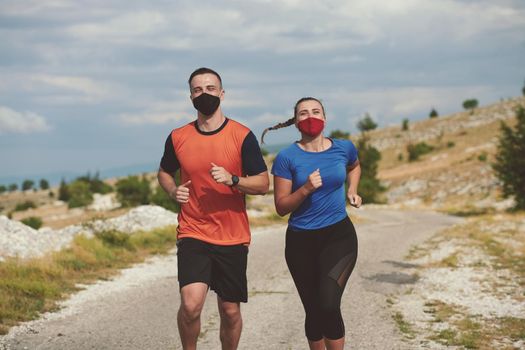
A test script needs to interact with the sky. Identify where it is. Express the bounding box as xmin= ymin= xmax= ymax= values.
xmin=0 ymin=0 xmax=524 ymax=182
